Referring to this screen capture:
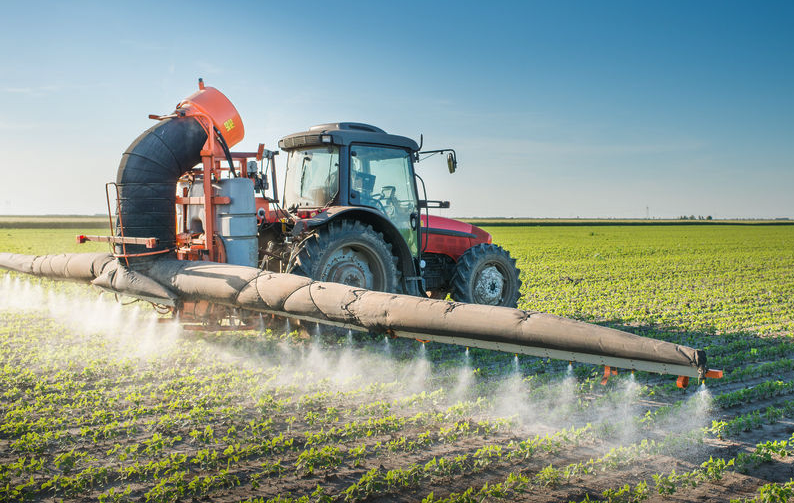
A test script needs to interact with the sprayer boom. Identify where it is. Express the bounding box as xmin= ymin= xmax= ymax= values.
xmin=0 ymin=252 xmax=723 ymax=387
